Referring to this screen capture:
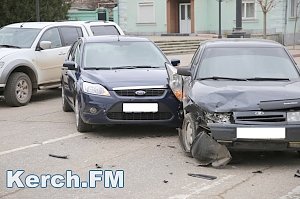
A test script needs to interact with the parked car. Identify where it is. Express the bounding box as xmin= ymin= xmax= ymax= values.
xmin=171 ymin=39 xmax=300 ymax=154
xmin=0 ymin=21 xmax=124 ymax=107
xmin=61 ymin=36 xmax=182 ymax=132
